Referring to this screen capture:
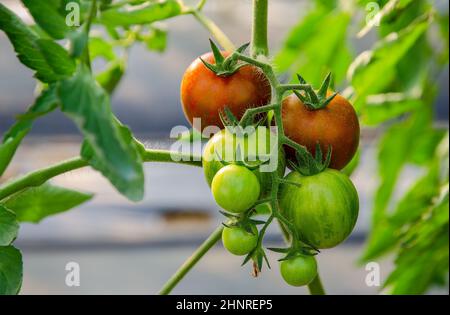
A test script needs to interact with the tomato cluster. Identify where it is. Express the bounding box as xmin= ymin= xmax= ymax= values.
xmin=180 ymin=49 xmax=360 ymax=288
